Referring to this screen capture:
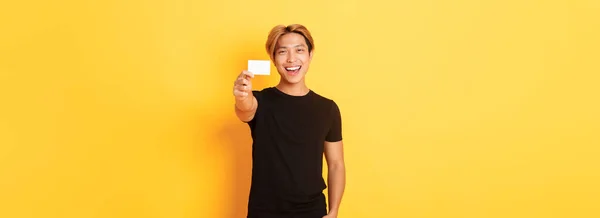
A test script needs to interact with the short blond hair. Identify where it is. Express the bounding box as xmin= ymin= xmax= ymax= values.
xmin=265 ymin=24 xmax=314 ymax=61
